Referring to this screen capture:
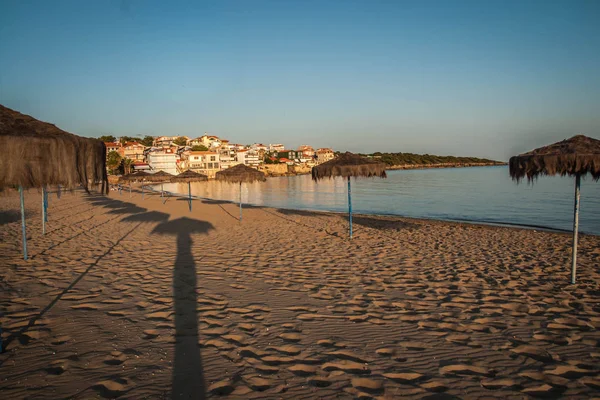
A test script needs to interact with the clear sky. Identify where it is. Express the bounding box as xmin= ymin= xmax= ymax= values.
xmin=1 ymin=0 xmax=599 ymax=160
